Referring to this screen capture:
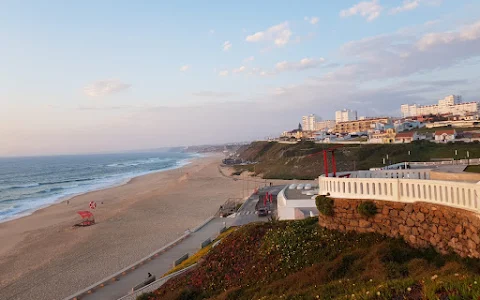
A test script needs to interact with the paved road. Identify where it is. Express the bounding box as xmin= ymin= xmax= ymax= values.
xmin=77 ymin=185 xmax=286 ymax=300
